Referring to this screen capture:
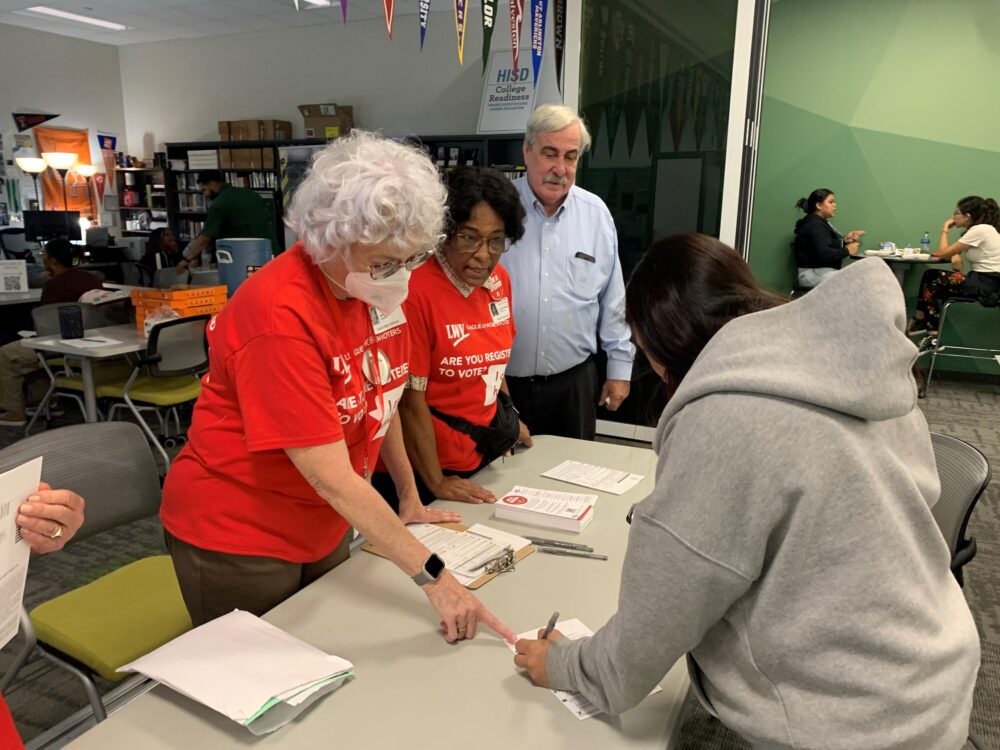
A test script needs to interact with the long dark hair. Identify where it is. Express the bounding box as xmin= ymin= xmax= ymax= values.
xmin=956 ymin=195 xmax=1000 ymax=232
xmin=795 ymin=188 xmax=833 ymax=214
xmin=625 ymin=234 xmax=785 ymax=398
xmin=145 ymin=227 xmax=170 ymax=256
